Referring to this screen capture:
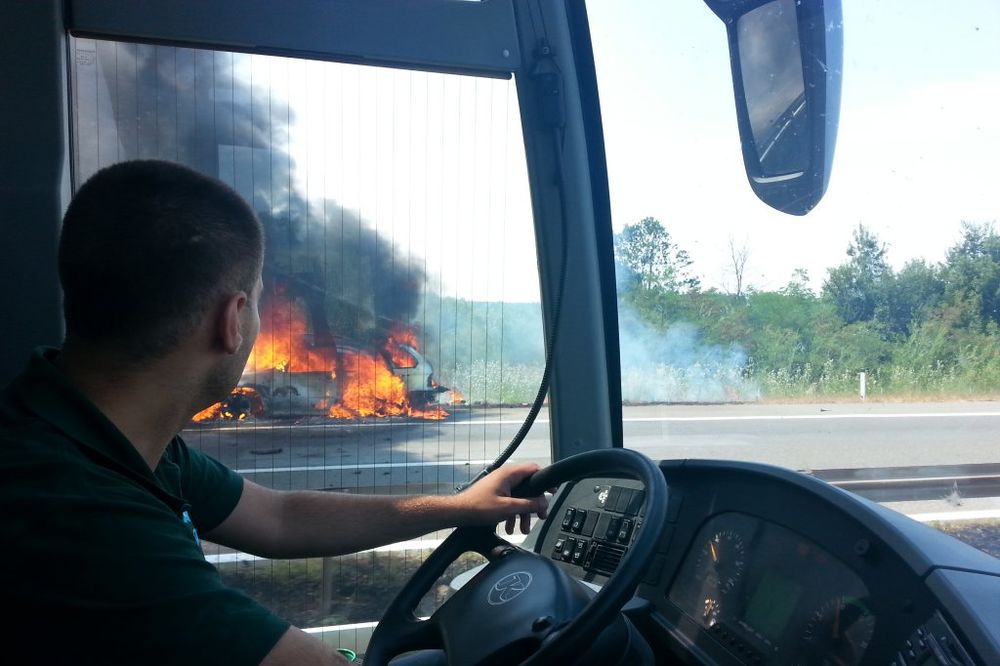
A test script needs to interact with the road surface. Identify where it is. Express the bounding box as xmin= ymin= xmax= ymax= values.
xmin=182 ymin=401 xmax=1000 ymax=495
